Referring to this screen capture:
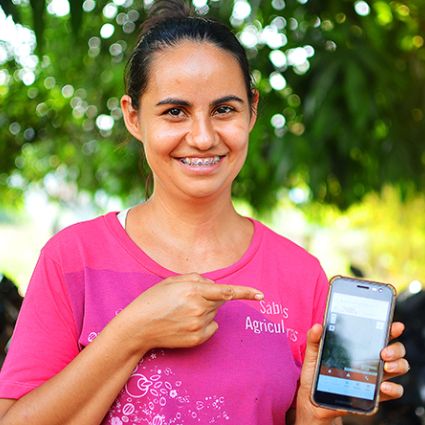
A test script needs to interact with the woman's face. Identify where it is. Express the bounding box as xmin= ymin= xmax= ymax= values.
xmin=122 ymin=40 xmax=258 ymax=202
